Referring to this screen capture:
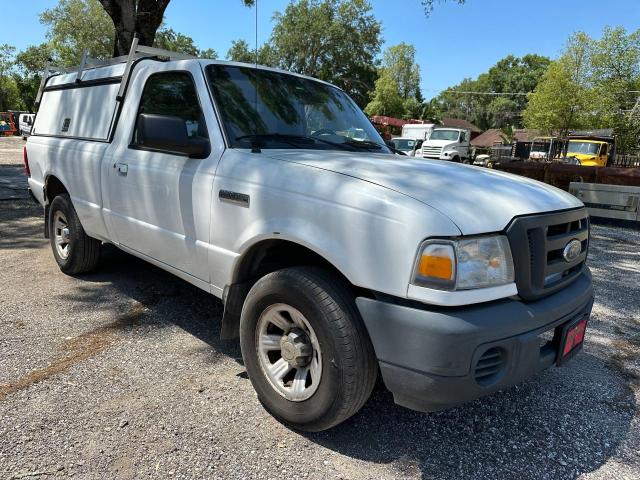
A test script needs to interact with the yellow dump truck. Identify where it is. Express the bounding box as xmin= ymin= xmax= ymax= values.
xmin=565 ymin=130 xmax=615 ymax=167
xmin=565 ymin=139 xmax=610 ymax=166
